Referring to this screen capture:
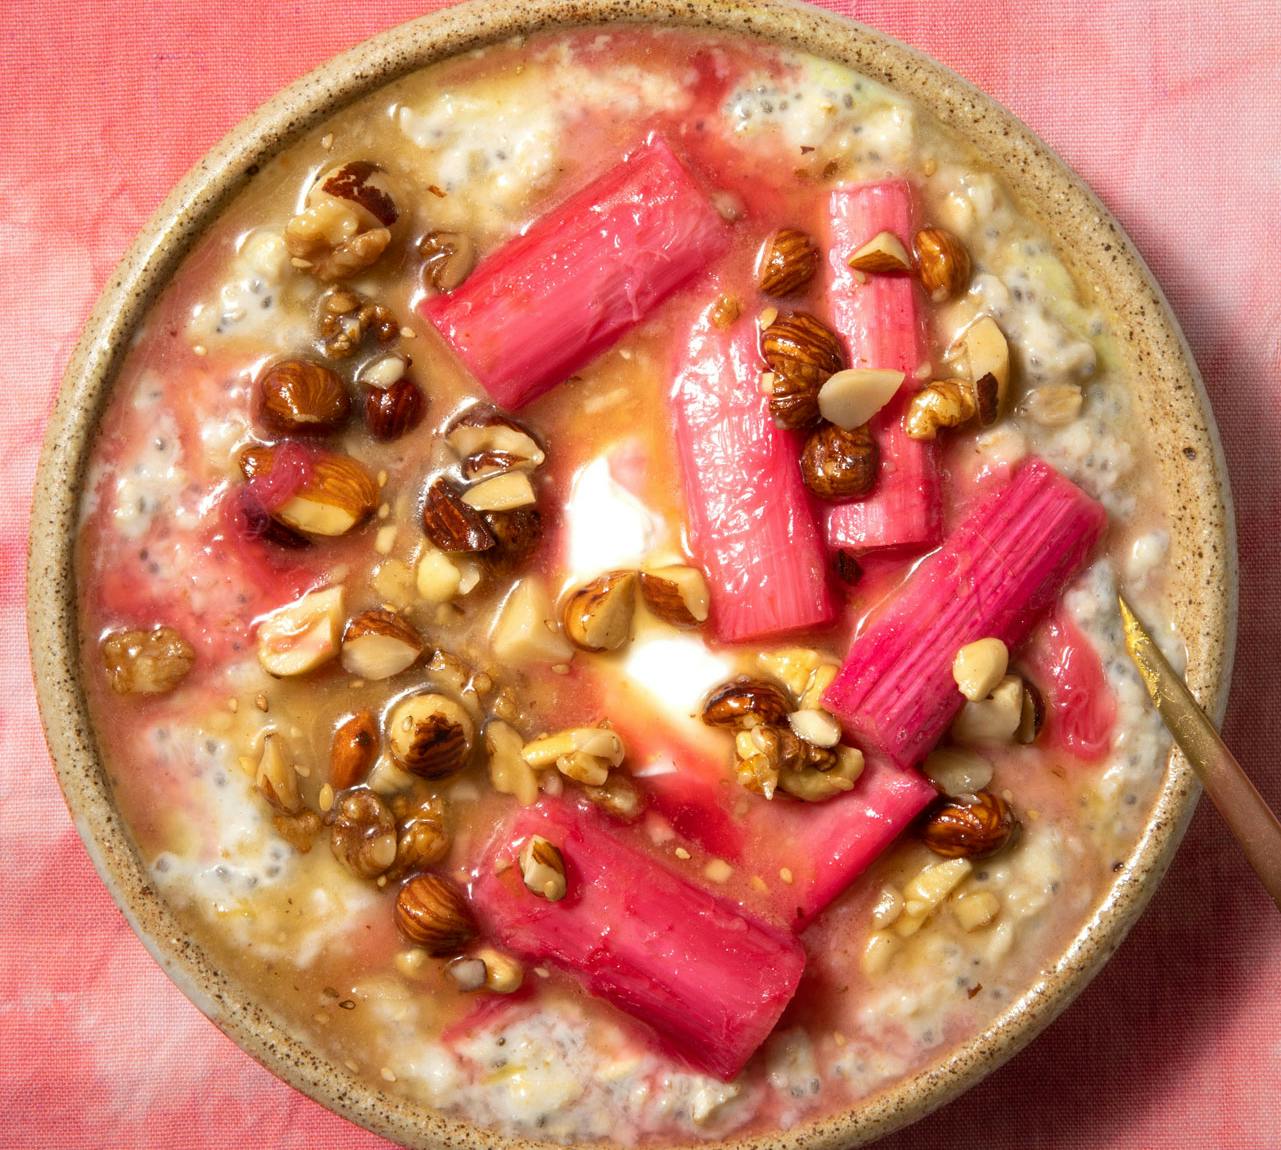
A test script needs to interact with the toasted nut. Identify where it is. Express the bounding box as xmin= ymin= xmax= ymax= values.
xmin=953 ymin=638 xmax=1010 ymax=702
xmin=258 ymin=359 xmax=350 ymax=435
xmin=316 ymin=160 xmax=398 ymax=226
xmin=415 ymin=547 xmax=464 ymax=603
xmin=363 ymin=379 xmax=425 ymax=441
xmin=778 ymin=744 xmax=865 ymax=802
xmin=476 ymin=945 xmax=524 ymax=994
xmin=895 ymin=857 xmax=973 ymax=936
xmin=420 ymin=230 xmax=476 ymax=293
xmin=756 ymin=648 xmax=823 ymax=701
xmin=801 ymin=663 xmax=839 ymax=710
xmin=871 ymin=885 xmax=905 ymax=929
xmin=787 ymin=708 xmax=842 ymax=747
xmin=862 ymin=930 xmax=899 ymax=975
xmin=1016 ymin=678 xmax=1045 ymax=744
xmin=445 ymin=408 xmax=545 ymax=474
xmin=330 ymin=709 xmax=379 ymax=789
xmin=272 ymin=809 xmax=321 ymax=853
xmin=522 ymin=727 xmax=625 ymax=770
xmin=638 ymin=565 xmax=709 ymax=628
xmin=519 ymin=835 xmax=567 ymax=901
xmin=1020 ymin=383 xmax=1084 ymax=427
xmin=952 ymin=889 xmax=1000 ymax=931
xmin=756 ymin=227 xmax=820 ymax=296
xmin=285 ymin=161 xmax=397 ymax=281
xmin=485 ymin=719 xmax=540 ymax=806
xmin=582 ymin=773 xmax=643 ymax=822
xmin=733 ymin=724 xmax=836 ymax=799
xmin=913 ymin=227 xmax=971 ymax=301
xmin=329 ymin=788 xmax=398 ymax=877
xmin=239 ymin=445 xmax=377 ymax=536
xmin=920 ymin=790 xmax=1019 ymax=859
xmin=922 ymin=747 xmax=994 ymax=797
xmin=256 ymin=586 xmax=345 ymax=677
xmin=703 ymin=678 xmax=791 ymax=729
xmin=483 ymin=508 xmax=544 ymax=567
xmin=360 ymin=353 xmax=408 ymax=389
xmin=903 ymin=374 xmax=998 ymax=440
xmin=710 ymin=294 xmax=742 ymax=329
xmin=254 ymin=733 xmax=301 ymax=813
xmin=101 ymin=625 xmax=194 ymax=695
xmin=388 ymin=795 xmax=450 ymax=879
xmin=446 ymin=956 xmax=488 ymax=992
xmin=959 ymin=316 xmax=1010 ymax=407
xmin=801 ymin=422 xmax=878 ymax=500
xmin=951 ymin=674 xmax=1025 ymax=744
xmin=555 ymin=750 xmax=610 ymax=786
xmin=491 ymin=578 xmax=574 ymax=664
xmin=846 ymin=230 xmax=912 ymax=274
xmin=422 ymin=477 xmax=496 ymax=552
xmin=395 ymin=873 xmax=477 ymax=954
xmin=561 ymin=571 xmax=637 ymax=652
xmin=462 ymin=471 xmax=537 ymax=513
xmin=817 ymin=368 xmax=903 ymax=430
xmin=760 ymin=311 xmax=846 ymax=429
xmin=317 ymin=287 xmax=398 ymax=358
xmin=387 ymin=692 xmax=475 ymax=779
xmin=341 ymin=609 xmax=423 ymax=680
